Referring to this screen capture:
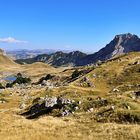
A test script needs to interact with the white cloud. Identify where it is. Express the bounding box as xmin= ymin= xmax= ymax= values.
xmin=0 ymin=37 xmax=28 ymax=44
